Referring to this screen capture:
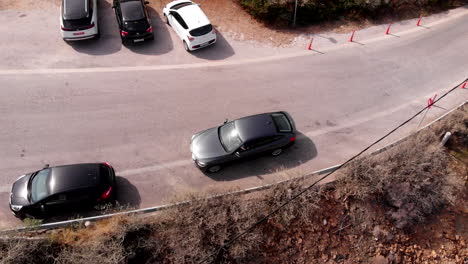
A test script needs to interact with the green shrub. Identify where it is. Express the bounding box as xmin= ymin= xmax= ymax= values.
xmin=237 ymin=0 xmax=468 ymax=26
